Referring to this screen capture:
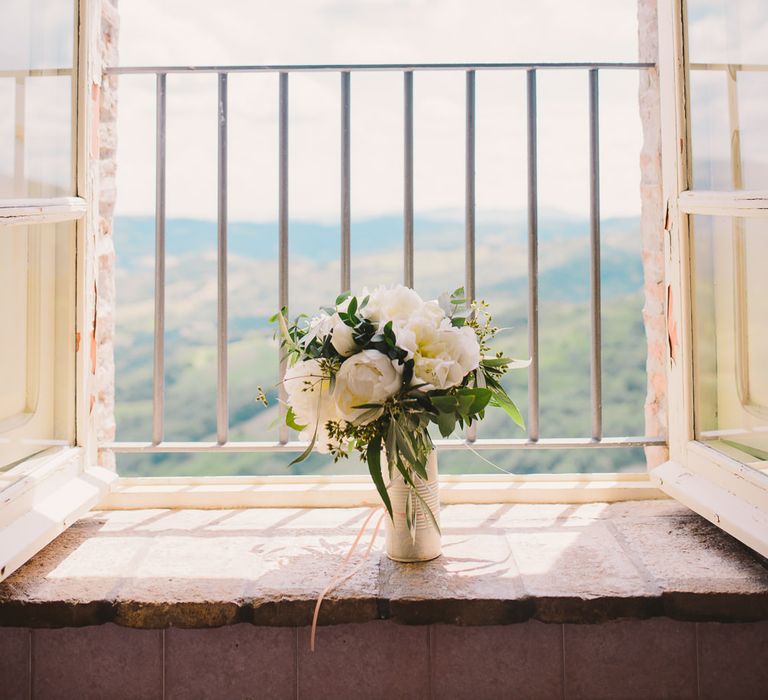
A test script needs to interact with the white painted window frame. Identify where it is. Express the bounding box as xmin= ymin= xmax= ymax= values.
xmin=650 ymin=0 xmax=768 ymax=557
xmin=0 ymin=0 xmax=116 ymax=584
